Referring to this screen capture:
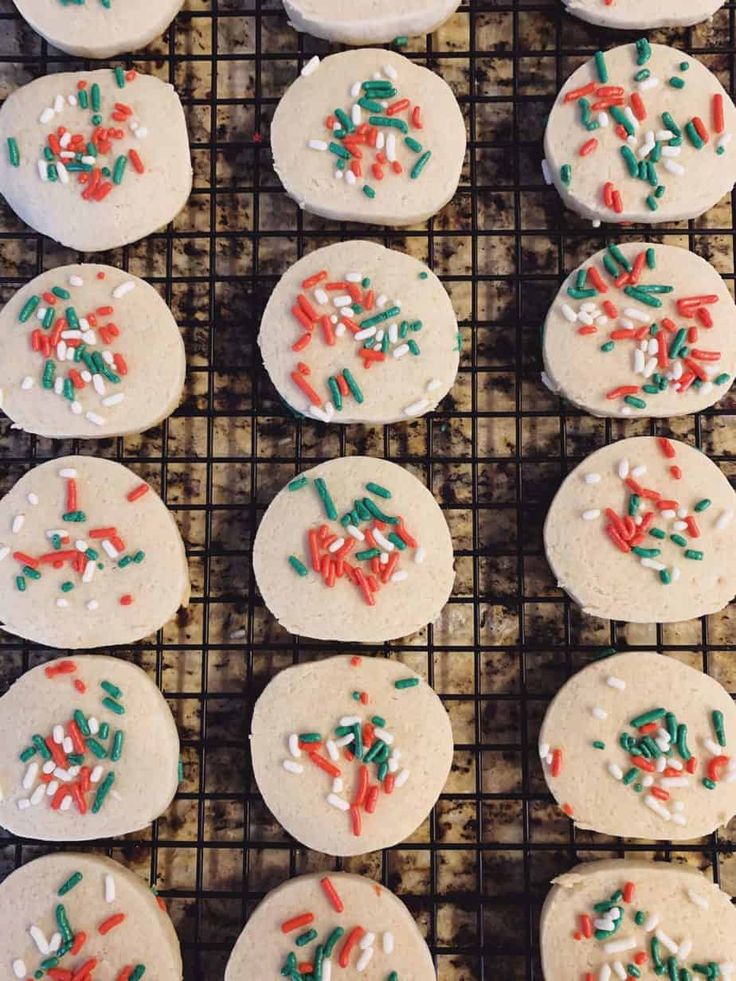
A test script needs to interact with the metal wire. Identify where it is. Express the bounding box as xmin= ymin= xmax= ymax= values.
xmin=1 ymin=0 xmax=736 ymax=978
